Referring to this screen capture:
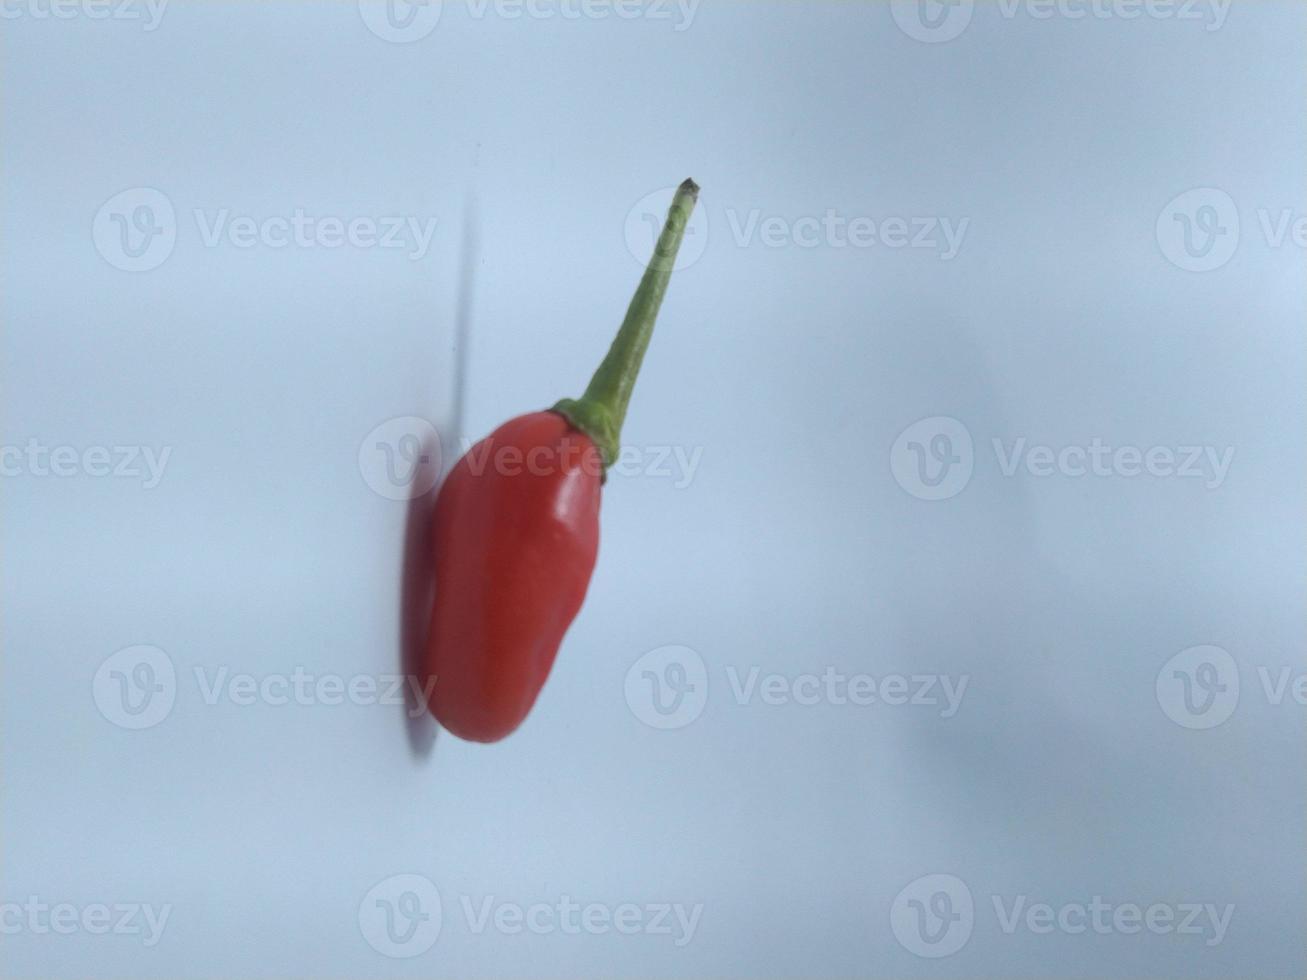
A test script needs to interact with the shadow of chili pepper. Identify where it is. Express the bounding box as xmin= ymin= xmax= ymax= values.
xmin=400 ymin=189 xmax=477 ymax=758
xmin=400 ymin=451 xmax=439 ymax=759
